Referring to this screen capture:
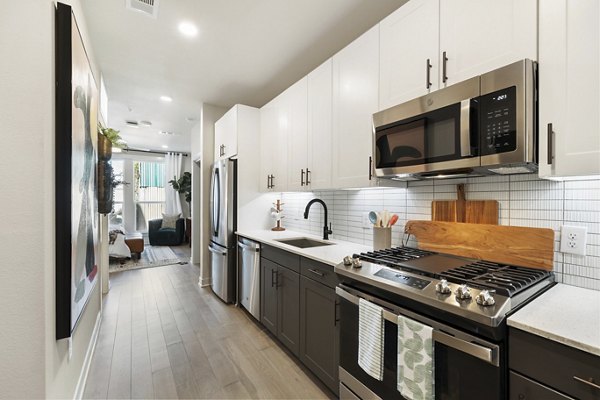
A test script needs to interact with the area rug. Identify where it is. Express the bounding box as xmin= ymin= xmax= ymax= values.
xmin=109 ymin=245 xmax=187 ymax=273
